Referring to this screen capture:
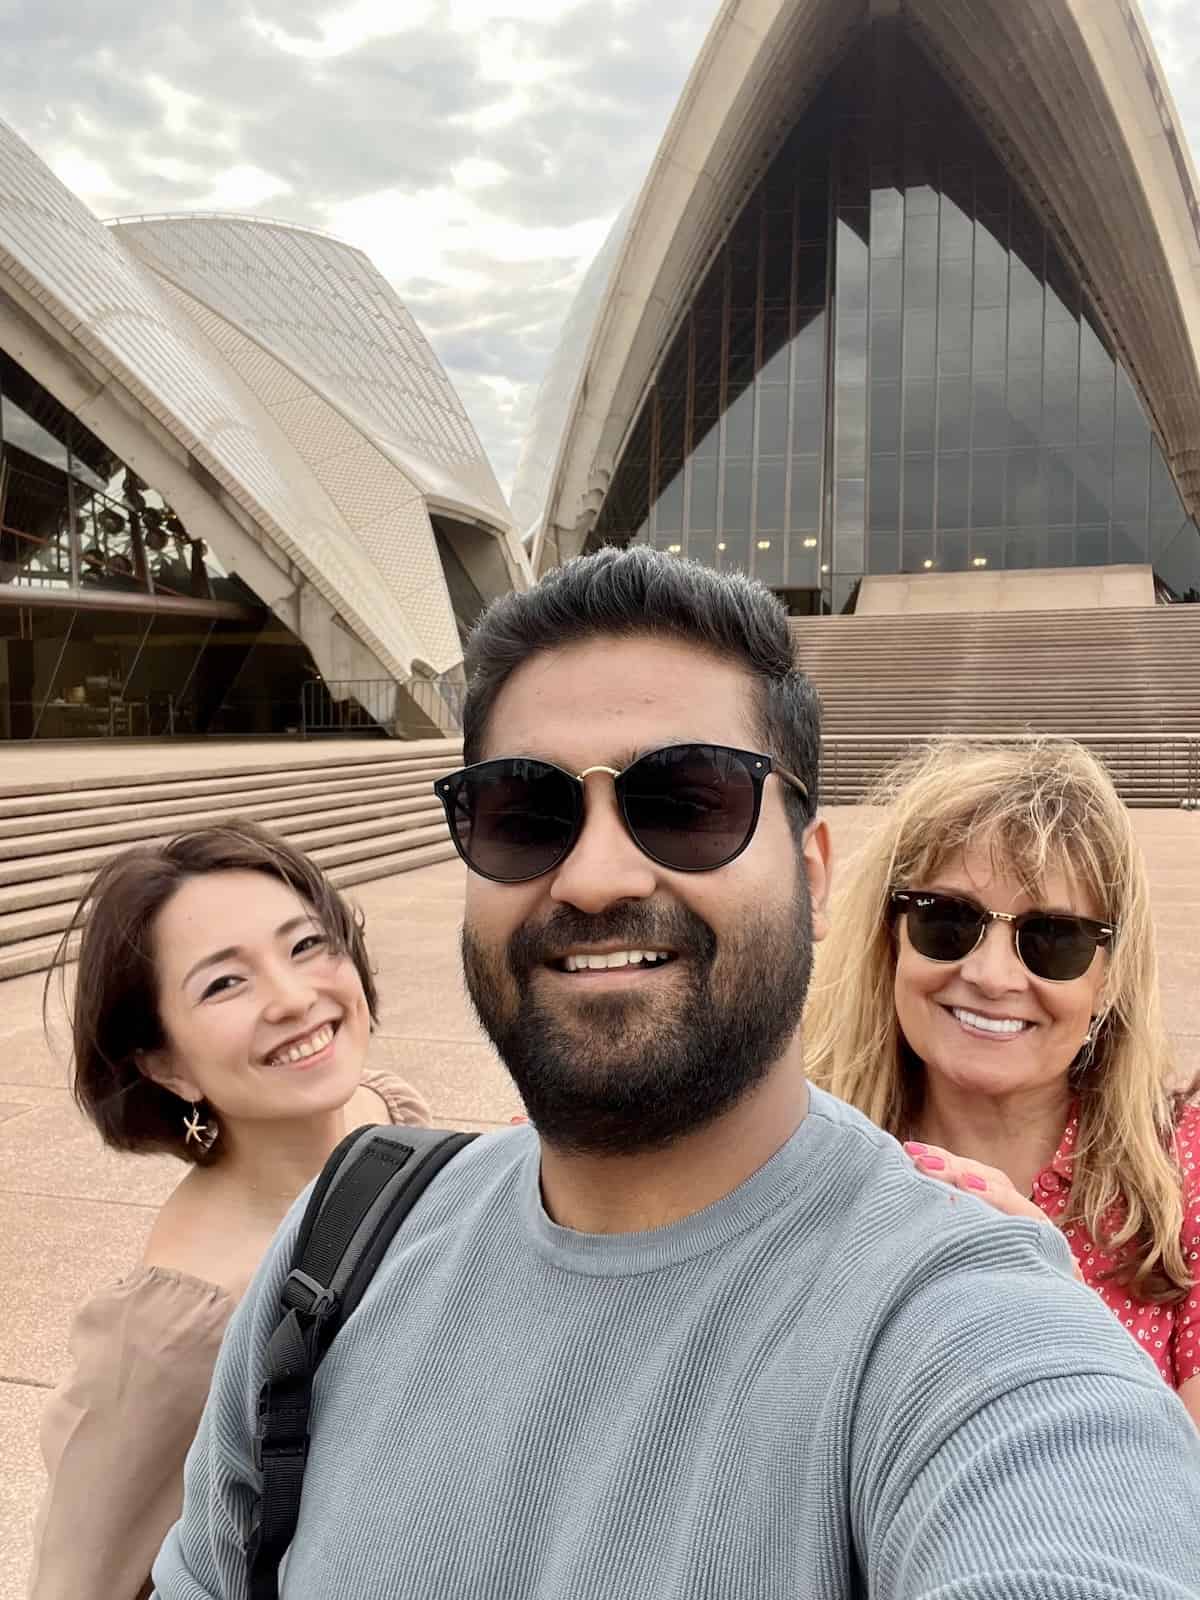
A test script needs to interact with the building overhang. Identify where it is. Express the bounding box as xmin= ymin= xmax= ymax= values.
xmin=537 ymin=0 xmax=1200 ymax=570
